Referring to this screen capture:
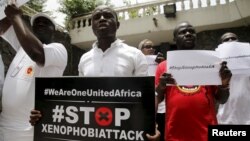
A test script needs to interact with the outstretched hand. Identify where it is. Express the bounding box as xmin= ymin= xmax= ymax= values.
xmin=29 ymin=109 xmax=42 ymax=126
